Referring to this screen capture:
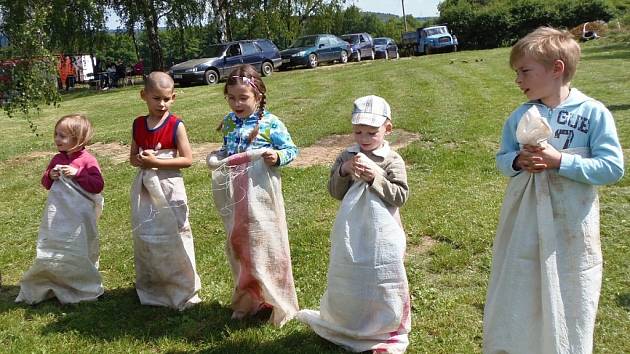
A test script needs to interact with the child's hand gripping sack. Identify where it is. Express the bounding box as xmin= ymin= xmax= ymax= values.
xmin=516 ymin=106 xmax=552 ymax=146
xmin=515 ymin=106 xmax=564 ymax=172
xmin=345 ymin=152 xmax=381 ymax=183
